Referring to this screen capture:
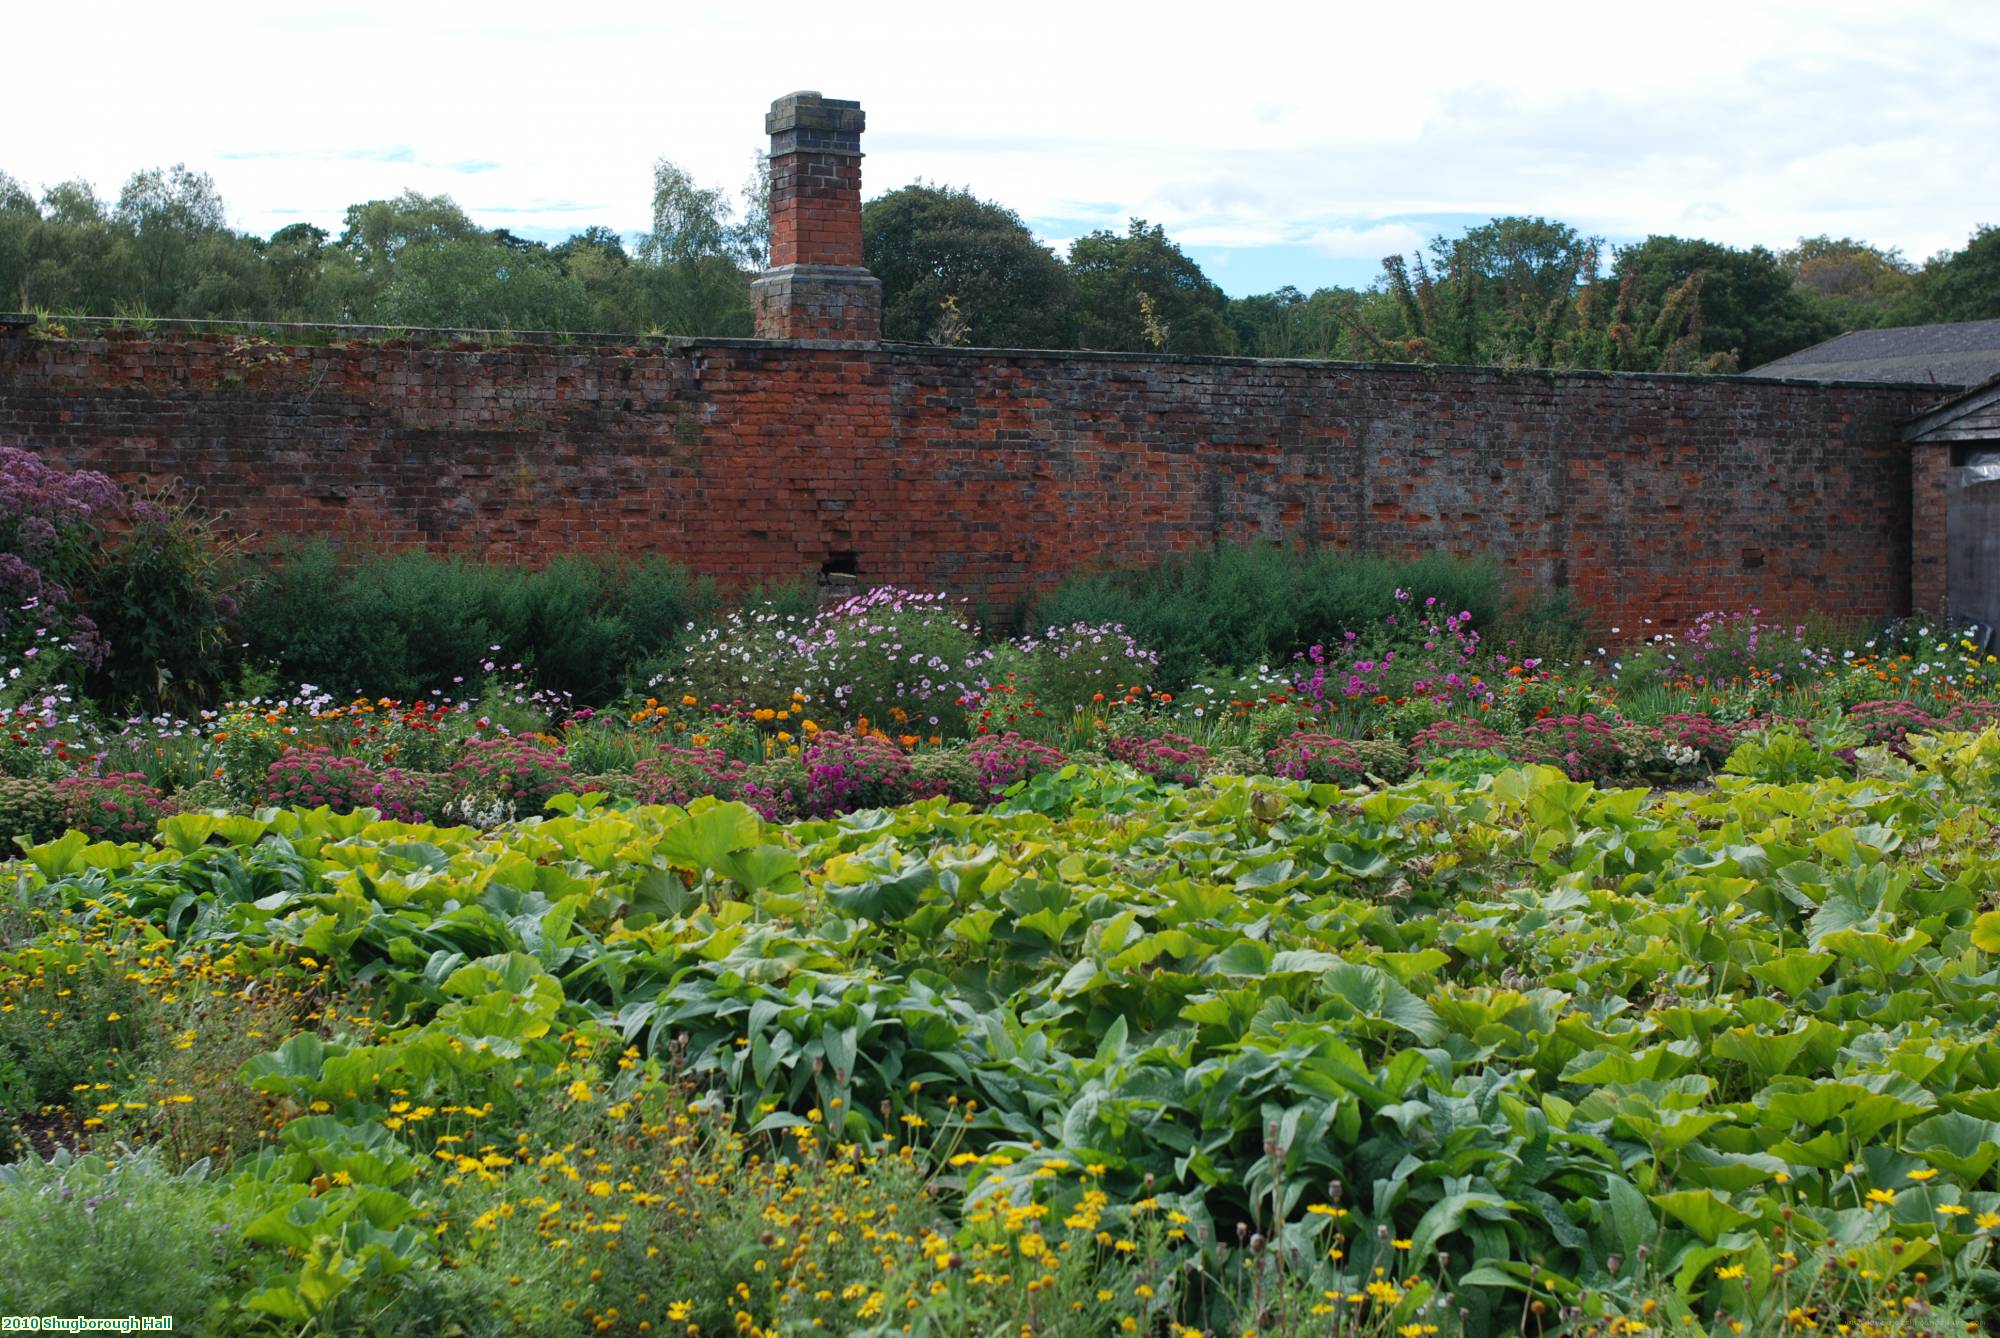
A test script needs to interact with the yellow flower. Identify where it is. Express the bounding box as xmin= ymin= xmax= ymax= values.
xmin=1717 ymin=1264 xmax=1747 ymax=1280
xmin=1977 ymin=1211 xmax=2000 ymax=1230
xmin=1906 ymin=1168 xmax=1939 ymax=1182
xmin=566 ymin=1080 xmax=594 ymax=1103
xmin=1866 ymin=1188 xmax=1897 ymax=1207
